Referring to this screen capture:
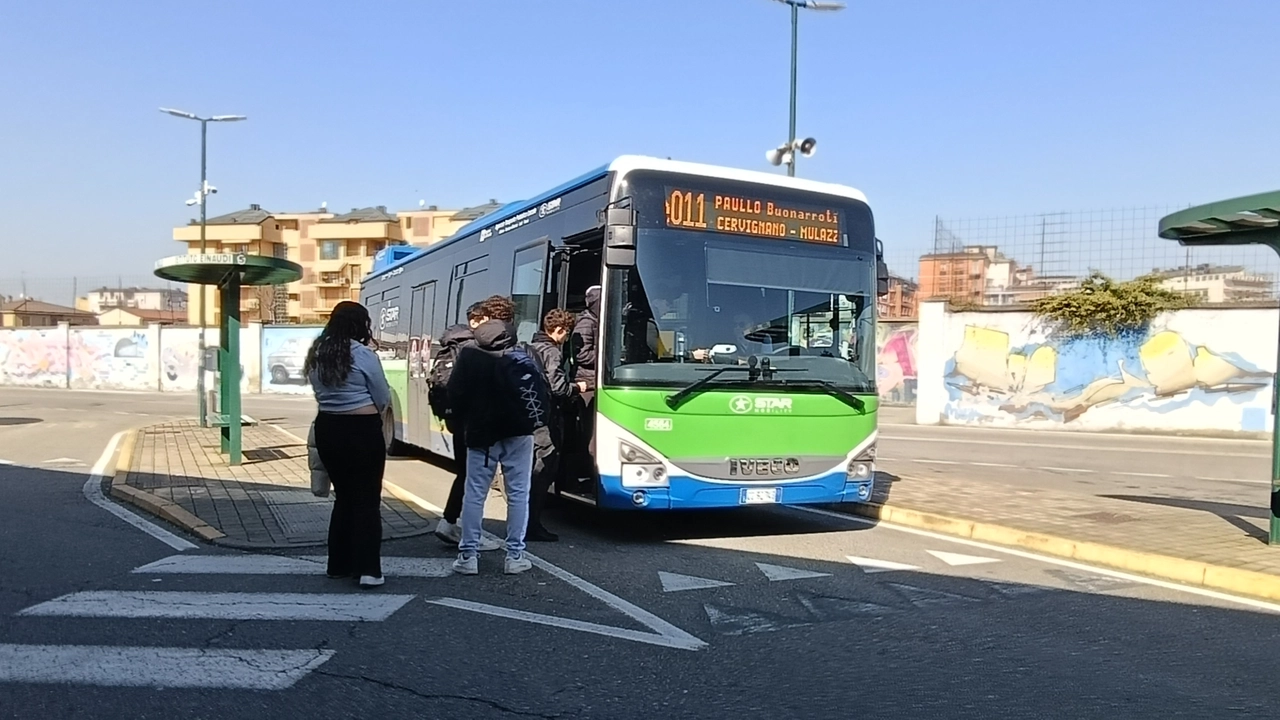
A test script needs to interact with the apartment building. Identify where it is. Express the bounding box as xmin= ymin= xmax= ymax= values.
xmin=917 ymin=246 xmax=1002 ymax=303
xmin=1 ymin=299 xmax=97 ymax=328
xmin=172 ymin=204 xmax=286 ymax=325
xmin=77 ymin=286 xmax=187 ymax=315
xmin=174 ymin=200 xmax=504 ymax=325
xmin=1155 ymin=264 xmax=1275 ymax=304
xmin=877 ymin=275 xmax=919 ymax=319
